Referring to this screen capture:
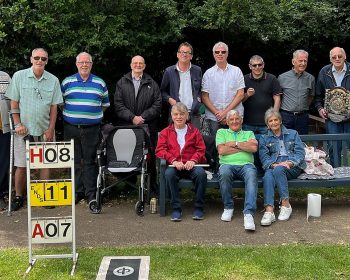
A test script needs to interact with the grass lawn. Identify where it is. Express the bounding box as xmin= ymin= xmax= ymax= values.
xmin=1 ymin=244 xmax=349 ymax=280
